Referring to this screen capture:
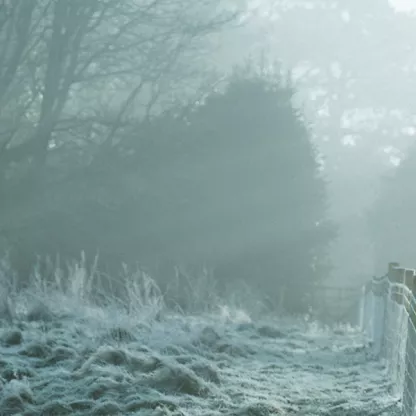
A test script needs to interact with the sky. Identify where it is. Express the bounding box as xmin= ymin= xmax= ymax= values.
xmin=391 ymin=0 xmax=416 ymax=11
